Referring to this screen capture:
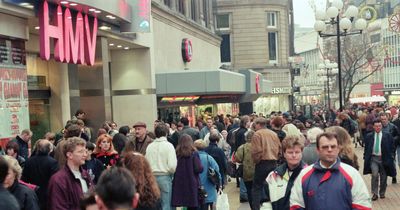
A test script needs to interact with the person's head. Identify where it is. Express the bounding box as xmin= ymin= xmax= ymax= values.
xmin=75 ymin=109 xmax=86 ymax=119
xmin=19 ymin=129 xmax=33 ymax=142
xmin=240 ymin=115 xmax=250 ymax=128
xmin=176 ymin=134 xmax=196 ymax=157
xmin=95 ymin=167 xmax=139 ymax=210
xmin=307 ymin=127 xmax=324 ymax=144
xmin=180 ymin=117 xmax=189 ymax=126
xmin=379 ymin=113 xmax=389 ymax=126
xmin=0 ymin=156 xmax=8 ymax=184
xmin=253 ymin=117 xmax=267 ymax=130
xmin=193 ymin=139 xmax=207 ymax=151
xmin=80 ymin=194 xmax=98 ymax=210
xmin=44 ymin=132 xmax=56 ymax=144
xmin=282 ymin=123 xmax=302 ymax=138
xmin=122 ymin=152 xmax=160 ymax=207
xmin=232 ymin=117 xmax=240 ymax=126
xmin=221 ymin=130 xmax=228 ymax=139
xmin=206 ymin=117 xmax=213 ymax=128
xmin=65 ymin=124 xmax=82 ymax=138
xmin=170 ymin=121 xmax=177 ymax=130
xmin=36 ymin=139 xmax=52 ymax=155
xmin=244 ymin=130 xmax=255 ymax=143
xmin=63 ymin=137 xmax=87 ymax=167
xmin=270 ymin=116 xmax=284 ymax=130
xmin=155 ymin=123 xmax=169 ymax=138
xmin=5 ymin=141 xmax=19 ymax=158
xmin=111 ymin=122 xmax=118 ymax=130
xmin=95 ymin=134 xmax=115 ymax=153
xmin=373 ymin=119 xmax=382 ymax=133
xmin=209 ymin=132 xmax=220 ymax=143
xmin=316 ymin=132 xmax=339 ymax=167
xmin=282 ymin=136 xmax=304 ymax=169
xmin=97 ymin=128 xmax=107 ymax=137
xmin=3 ymin=155 xmax=22 ymax=188
xmin=133 ymin=122 xmax=147 ymax=140
xmin=86 ymin=142 xmax=96 ymax=159
xmin=118 ymin=126 xmax=130 ymax=136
